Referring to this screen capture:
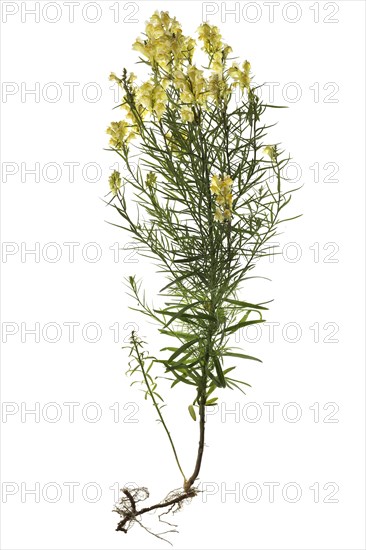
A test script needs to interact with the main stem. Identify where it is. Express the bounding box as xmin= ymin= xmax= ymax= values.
xmin=183 ymin=381 xmax=207 ymax=492
xmin=184 ymin=120 xmax=216 ymax=492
